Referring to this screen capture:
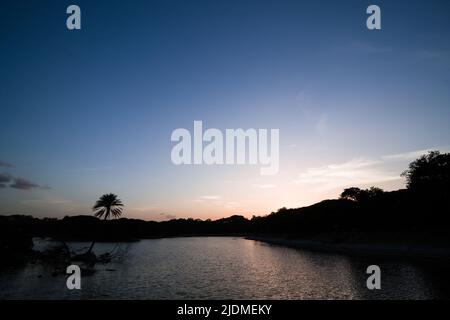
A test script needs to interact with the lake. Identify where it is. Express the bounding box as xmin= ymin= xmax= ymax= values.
xmin=0 ymin=237 xmax=449 ymax=299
